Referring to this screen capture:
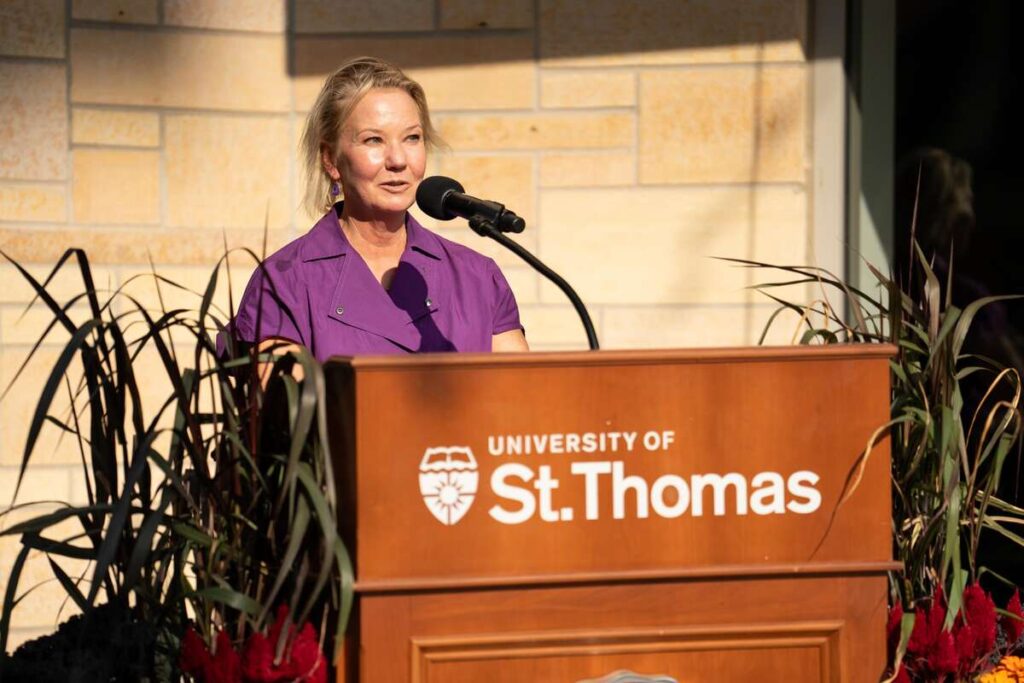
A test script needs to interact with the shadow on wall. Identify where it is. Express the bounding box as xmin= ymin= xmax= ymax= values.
xmin=281 ymin=0 xmax=814 ymax=348
xmin=285 ymin=0 xmax=812 ymax=77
